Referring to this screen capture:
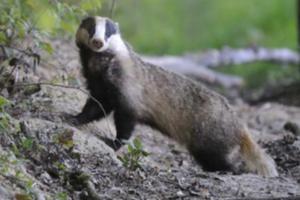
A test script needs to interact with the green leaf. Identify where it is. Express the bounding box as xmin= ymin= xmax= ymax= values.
xmin=39 ymin=41 xmax=54 ymax=54
xmin=60 ymin=20 xmax=75 ymax=33
xmin=21 ymin=138 xmax=33 ymax=150
xmin=56 ymin=192 xmax=68 ymax=200
xmin=0 ymin=96 xmax=9 ymax=110
xmin=0 ymin=115 xmax=10 ymax=130
xmin=36 ymin=9 xmax=57 ymax=33
xmin=127 ymin=143 xmax=134 ymax=153
xmin=116 ymin=137 xmax=149 ymax=170
xmin=11 ymin=144 xmax=20 ymax=157
xmin=142 ymin=151 xmax=150 ymax=157
xmin=117 ymin=155 xmax=124 ymax=162
xmin=133 ymin=138 xmax=142 ymax=149
xmin=80 ymin=0 xmax=102 ymax=11
xmin=0 ymin=32 xmax=7 ymax=43
xmin=25 ymin=179 xmax=34 ymax=191
xmin=16 ymin=21 xmax=26 ymax=39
